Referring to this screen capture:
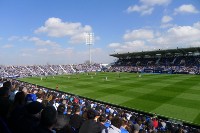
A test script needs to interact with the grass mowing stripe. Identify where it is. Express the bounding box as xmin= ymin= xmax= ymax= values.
xmin=98 ymin=94 xmax=133 ymax=104
xmin=152 ymin=104 xmax=199 ymax=124
xmin=19 ymin=73 xmax=200 ymax=125
xmin=121 ymin=76 xmax=199 ymax=119
xmin=177 ymin=93 xmax=200 ymax=101
xmin=166 ymin=98 xmax=200 ymax=110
